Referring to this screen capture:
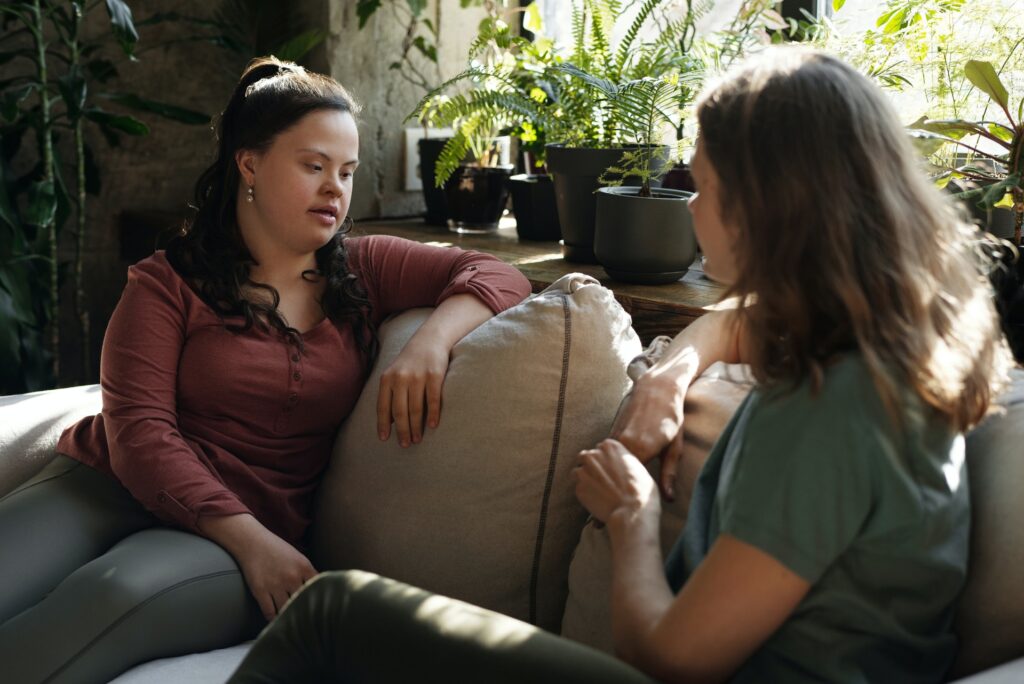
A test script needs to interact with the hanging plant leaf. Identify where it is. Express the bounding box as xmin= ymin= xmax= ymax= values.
xmin=964 ymin=60 xmax=1010 ymax=112
xmin=1 ymin=84 xmax=36 ymax=123
xmin=980 ymin=173 xmax=1021 ymax=209
xmin=24 ymin=180 xmax=56 ymax=227
xmin=57 ymin=67 xmax=87 ymax=121
xmin=0 ymin=288 xmax=24 ymax=375
xmin=104 ymin=0 xmax=139 ymax=57
xmin=96 ymin=93 xmax=209 ymax=125
xmin=357 ymin=0 xmax=382 ymax=29
xmin=0 ymin=263 xmax=35 ymax=324
xmin=272 ymin=29 xmax=326 ymax=63
xmin=84 ymin=108 xmax=149 ymax=135
xmin=0 ymin=169 xmax=19 ymax=231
